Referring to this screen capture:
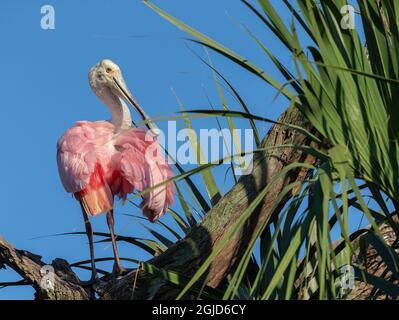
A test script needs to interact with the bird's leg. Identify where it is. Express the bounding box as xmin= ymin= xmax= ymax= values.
xmin=81 ymin=206 xmax=98 ymax=284
xmin=106 ymin=210 xmax=125 ymax=275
